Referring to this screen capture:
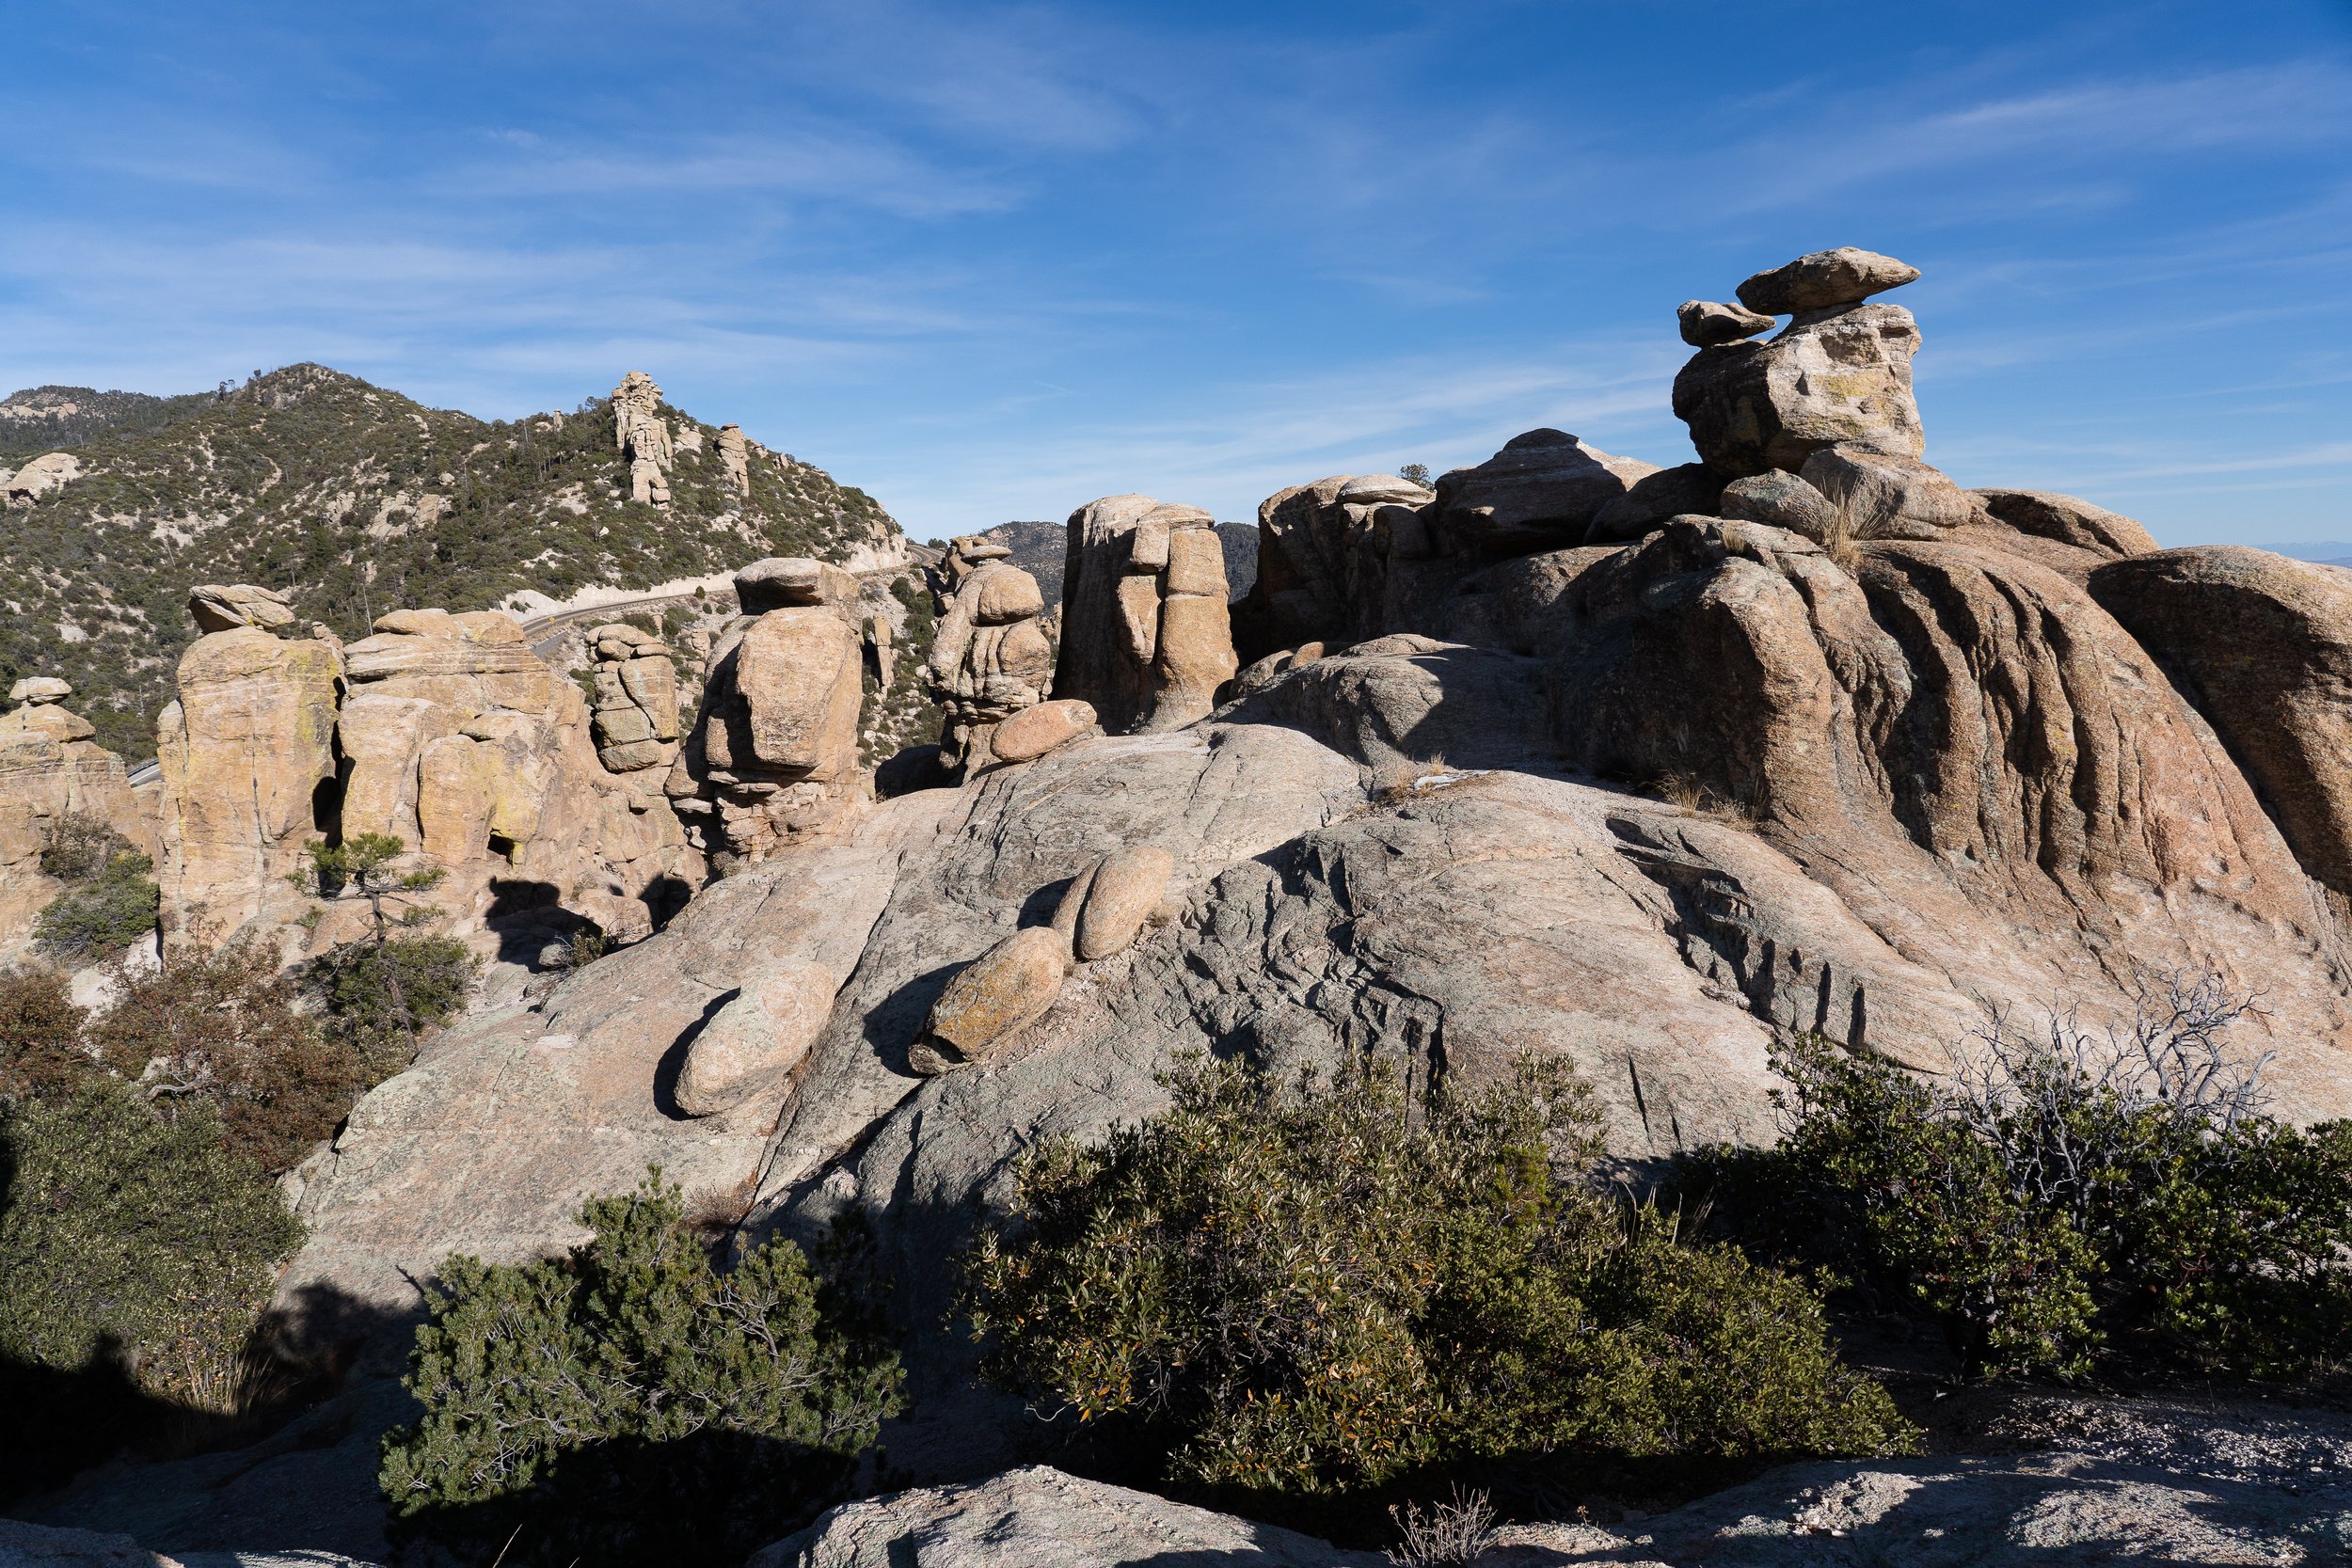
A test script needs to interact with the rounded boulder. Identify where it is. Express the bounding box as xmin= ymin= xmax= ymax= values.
xmin=675 ymin=958 xmax=838 ymax=1117
xmin=1074 ymin=844 xmax=1176 ymax=962
xmin=992 ymin=699 xmax=1097 ymax=764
